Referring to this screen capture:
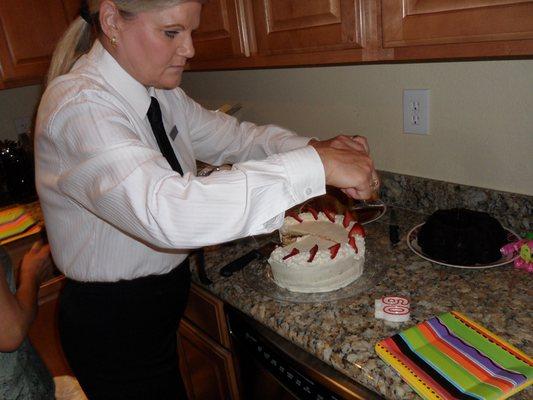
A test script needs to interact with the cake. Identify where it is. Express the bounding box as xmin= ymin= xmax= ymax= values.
xmin=268 ymin=208 xmax=366 ymax=293
xmin=417 ymin=208 xmax=507 ymax=265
